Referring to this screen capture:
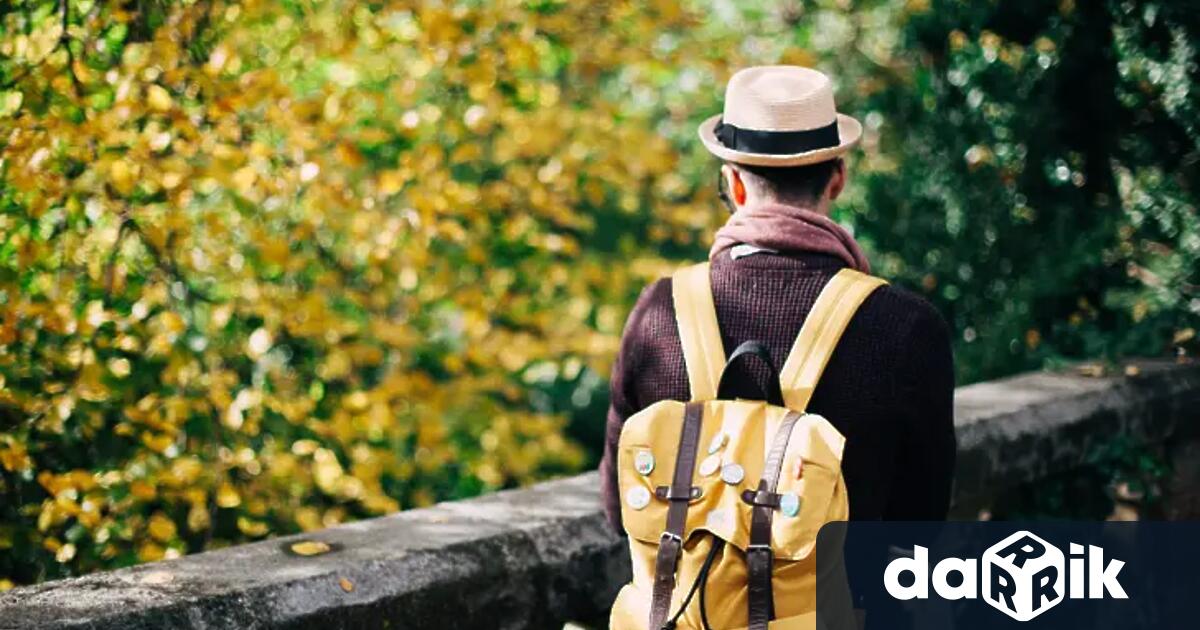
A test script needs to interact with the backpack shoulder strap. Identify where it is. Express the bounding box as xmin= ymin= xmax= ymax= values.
xmin=671 ymin=262 xmax=726 ymax=401
xmin=779 ymin=268 xmax=887 ymax=411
